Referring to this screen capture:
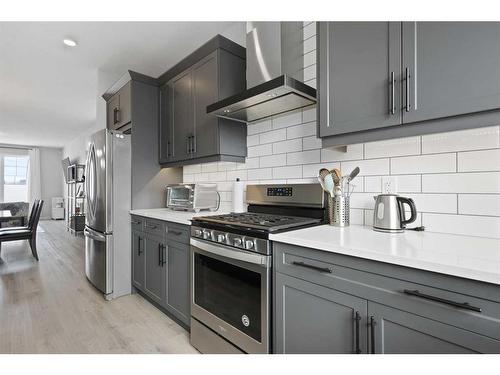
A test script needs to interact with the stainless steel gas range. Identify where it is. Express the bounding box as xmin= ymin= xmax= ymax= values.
xmin=189 ymin=184 xmax=326 ymax=354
